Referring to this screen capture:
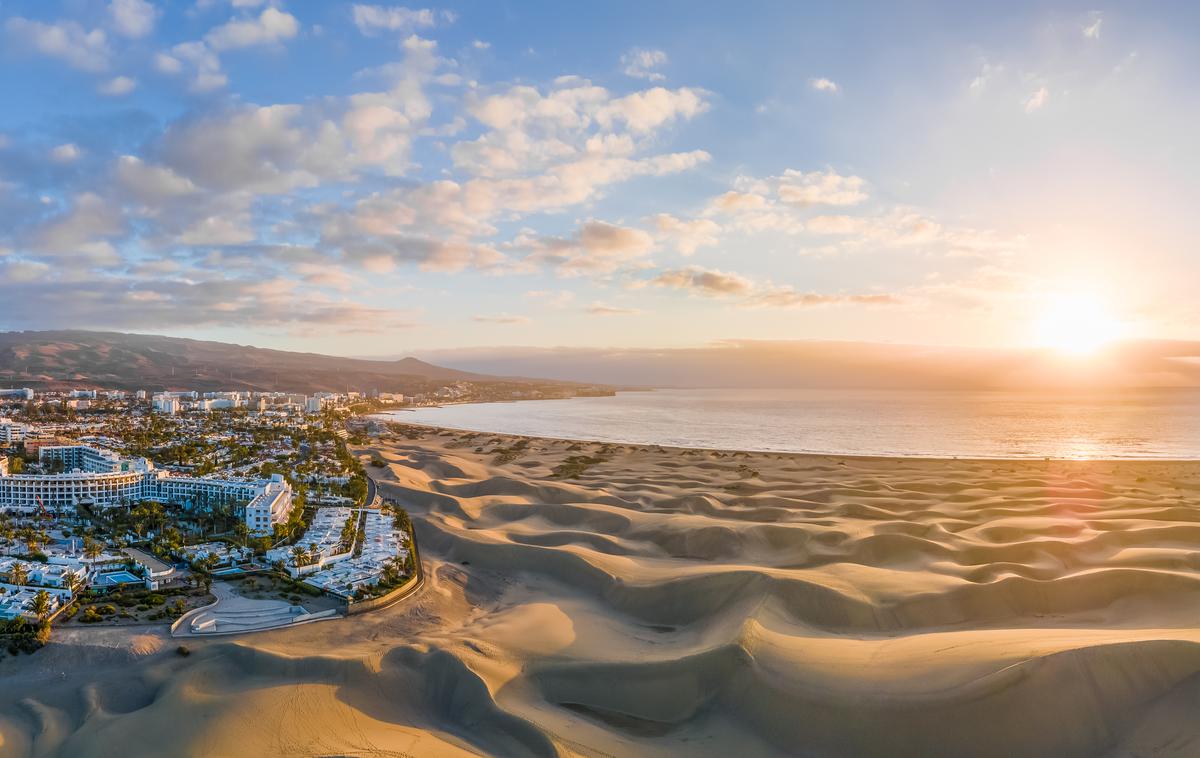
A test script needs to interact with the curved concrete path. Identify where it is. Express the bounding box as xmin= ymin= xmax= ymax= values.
xmin=172 ymin=583 xmax=340 ymax=638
